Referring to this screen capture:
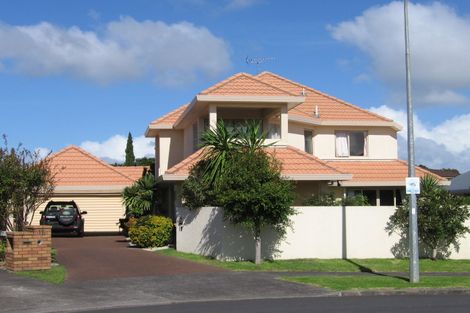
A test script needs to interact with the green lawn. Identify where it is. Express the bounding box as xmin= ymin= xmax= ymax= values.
xmin=15 ymin=265 xmax=67 ymax=284
xmin=283 ymin=275 xmax=470 ymax=291
xmin=157 ymin=248 xmax=470 ymax=272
